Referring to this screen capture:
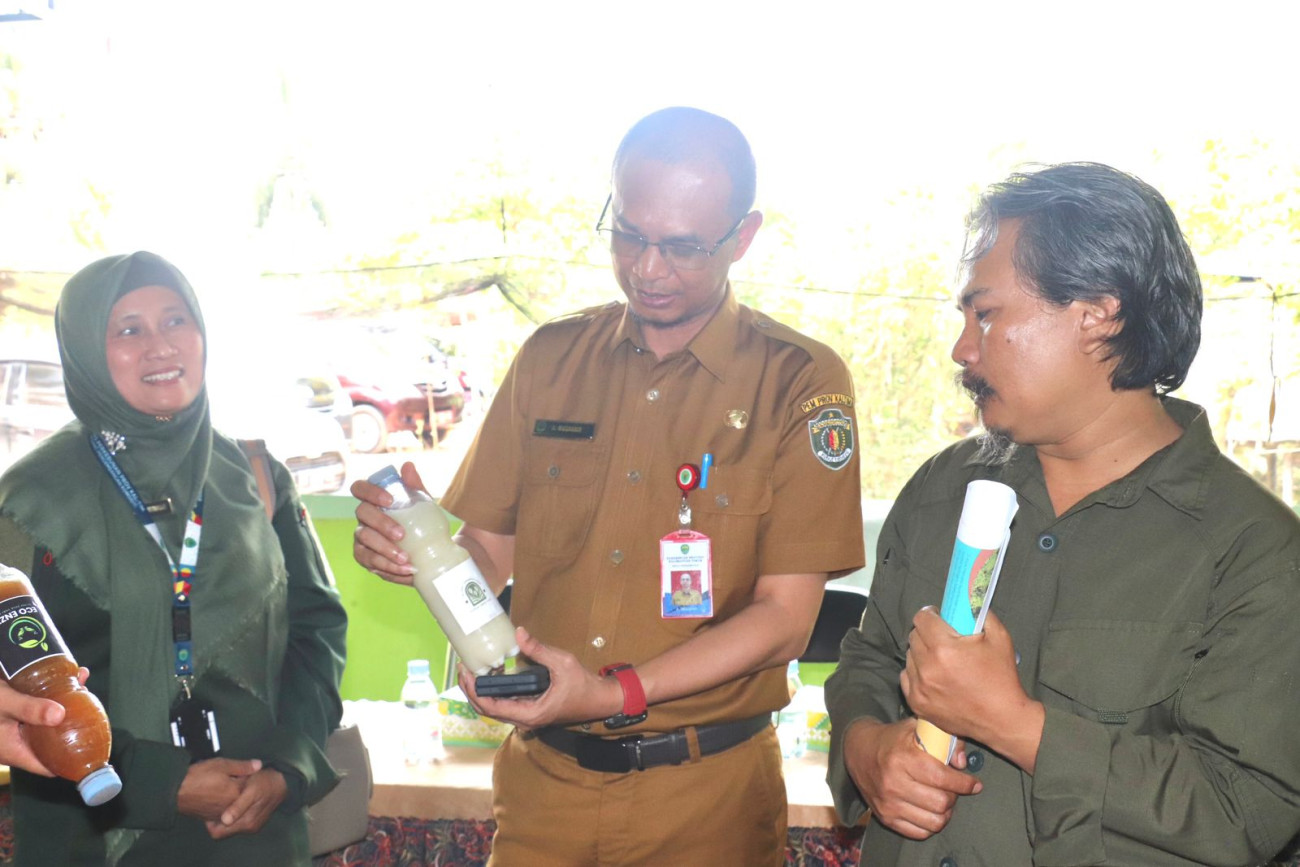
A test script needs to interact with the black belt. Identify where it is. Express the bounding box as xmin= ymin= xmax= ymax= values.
xmin=533 ymin=714 xmax=770 ymax=773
